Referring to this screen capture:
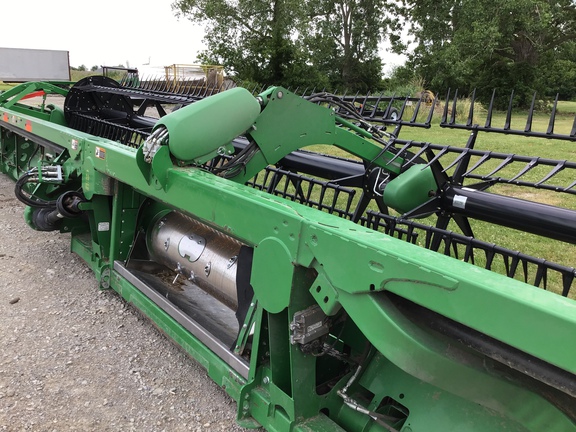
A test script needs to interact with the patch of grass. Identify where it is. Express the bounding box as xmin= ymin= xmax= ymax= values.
xmin=296 ymin=108 xmax=576 ymax=297
xmin=0 ymin=81 xmax=16 ymax=92
xmin=394 ymin=110 xmax=576 ymax=296
xmin=556 ymin=100 xmax=576 ymax=114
